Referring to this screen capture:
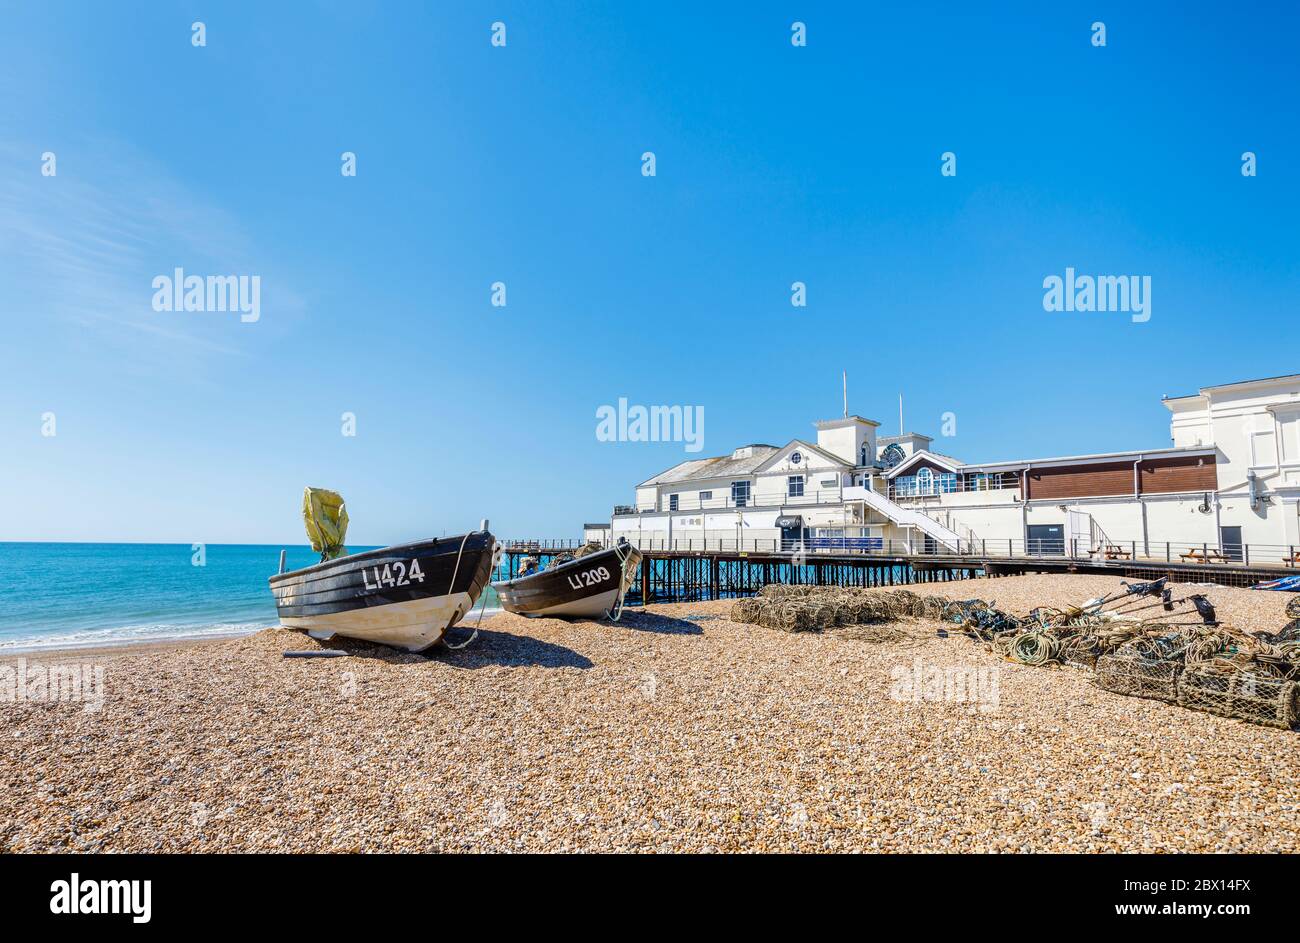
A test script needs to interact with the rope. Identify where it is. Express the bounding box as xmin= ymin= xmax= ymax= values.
xmin=605 ymin=542 xmax=631 ymax=622
xmin=444 ymin=579 xmax=491 ymax=650
xmin=441 ymin=533 xmax=481 ymax=651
